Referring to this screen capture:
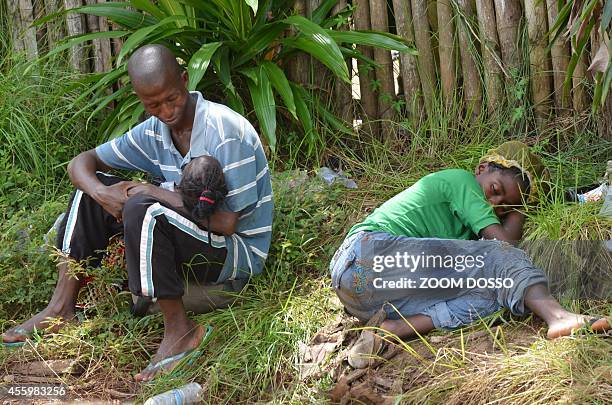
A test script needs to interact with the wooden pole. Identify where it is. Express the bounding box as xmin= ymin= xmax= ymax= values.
xmin=392 ymin=0 xmax=423 ymax=118
xmin=354 ymin=0 xmax=379 ymax=133
xmin=7 ymin=0 xmax=25 ymax=53
xmin=457 ymin=0 xmax=482 ymax=117
xmin=32 ymin=0 xmax=47 ymax=53
xmin=43 ymin=0 xmax=63 ymax=48
xmin=475 ymin=0 xmax=504 ymax=114
xmin=84 ymin=0 xmax=108 ymax=72
xmin=64 ymin=0 xmax=88 ymax=72
xmin=369 ymin=0 xmax=395 ymax=135
xmin=546 ymin=0 xmax=570 ymax=114
xmin=18 ymin=0 xmax=38 ymax=59
xmin=307 ymin=0 xmax=327 ymax=89
xmin=96 ymin=0 xmax=112 ymax=72
xmin=572 ymin=53 xmax=589 ymax=113
xmin=436 ymin=0 xmax=456 ymax=104
xmin=332 ymin=0 xmax=354 ymax=124
xmin=427 ymin=0 xmax=439 ymax=67
xmin=524 ymin=0 xmax=553 ymax=124
xmin=287 ymin=0 xmax=309 ymax=86
xmin=493 ymin=0 xmax=521 ymax=75
xmin=410 ymin=0 xmax=435 ymax=117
